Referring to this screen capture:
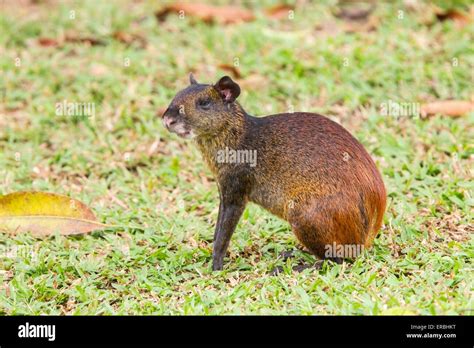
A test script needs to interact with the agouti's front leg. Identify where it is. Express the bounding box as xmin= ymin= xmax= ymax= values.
xmin=212 ymin=184 xmax=247 ymax=271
